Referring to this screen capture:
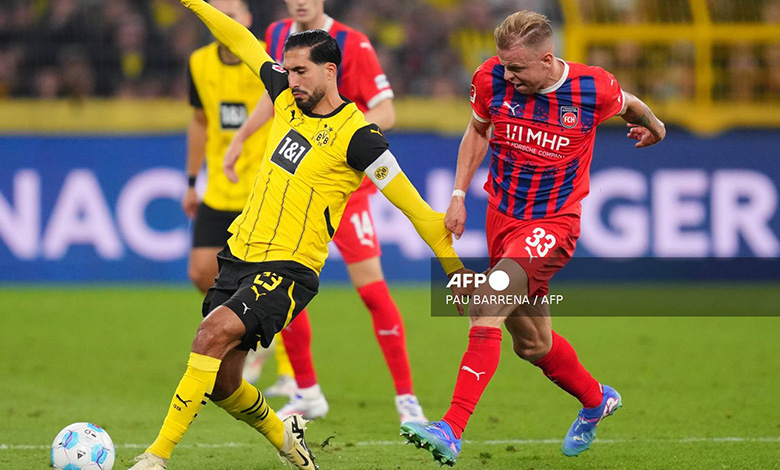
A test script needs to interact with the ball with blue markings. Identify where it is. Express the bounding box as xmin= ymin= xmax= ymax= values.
xmin=51 ymin=422 xmax=115 ymax=470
